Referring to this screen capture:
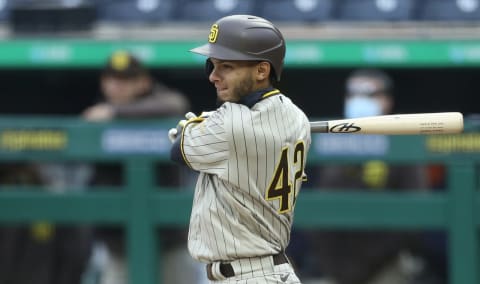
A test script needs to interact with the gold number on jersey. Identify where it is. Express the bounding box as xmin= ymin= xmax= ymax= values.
xmin=293 ymin=141 xmax=306 ymax=206
xmin=266 ymin=146 xmax=292 ymax=213
xmin=266 ymin=141 xmax=306 ymax=213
